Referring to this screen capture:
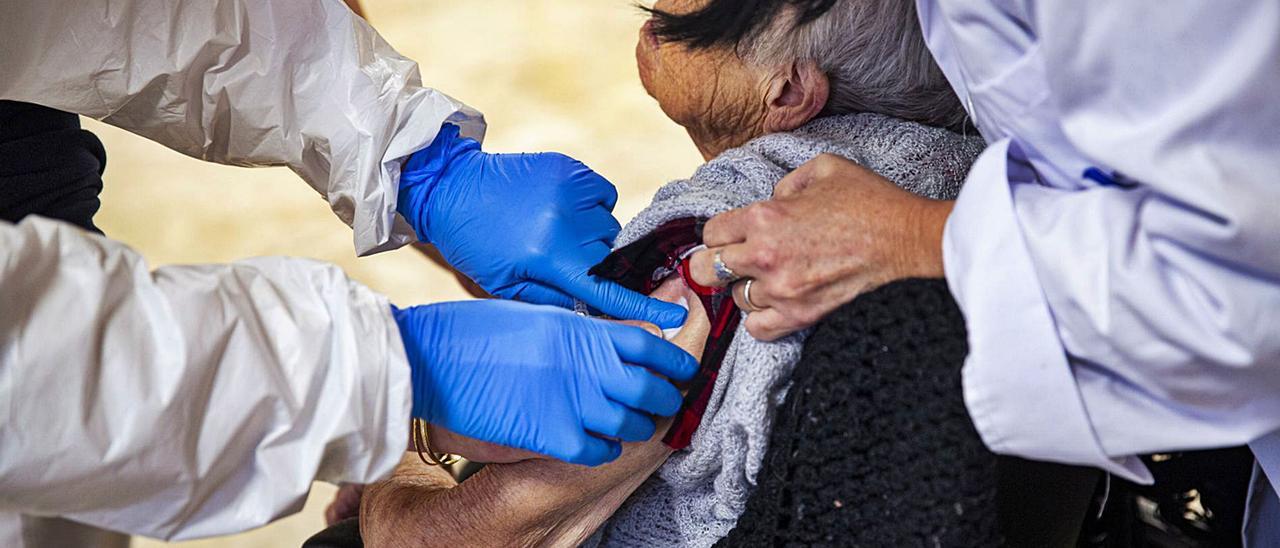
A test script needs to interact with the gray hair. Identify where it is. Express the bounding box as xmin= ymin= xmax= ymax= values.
xmin=742 ymin=1 xmax=968 ymax=131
